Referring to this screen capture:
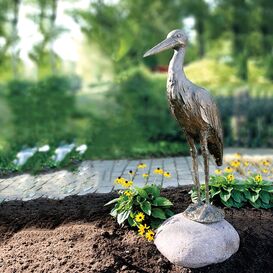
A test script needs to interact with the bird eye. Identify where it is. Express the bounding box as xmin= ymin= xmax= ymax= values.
xmin=176 ymin=34 xmax=181 ymax=38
